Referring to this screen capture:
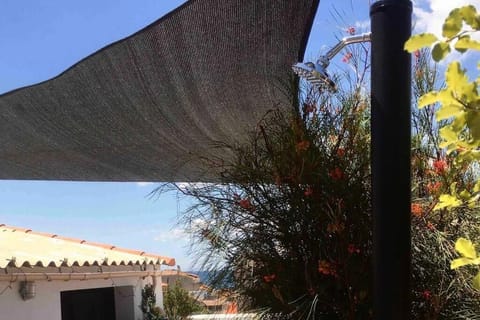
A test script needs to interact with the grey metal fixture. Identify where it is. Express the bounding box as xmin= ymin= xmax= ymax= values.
xmin=19 ymin=281 xmax=36 ymax=300
xmin=292 ymin=32 xmax=371 ymax=92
